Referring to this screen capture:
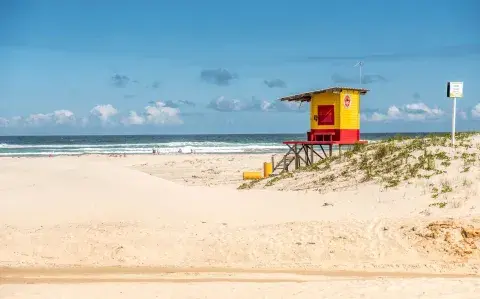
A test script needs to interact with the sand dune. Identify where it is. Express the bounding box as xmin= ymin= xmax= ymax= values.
xmin=1 ymin=135 xmax=480 ymax=298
